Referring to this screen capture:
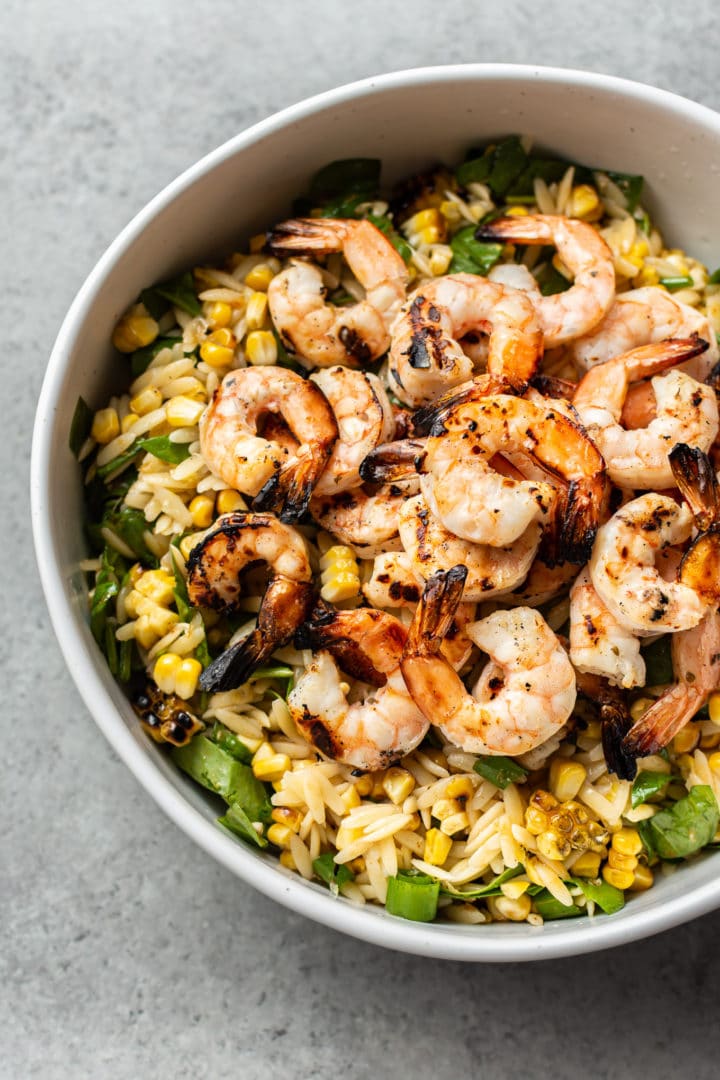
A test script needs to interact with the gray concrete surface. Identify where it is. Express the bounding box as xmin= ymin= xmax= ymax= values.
xmin=5 ymin=1 xmax=720 ymax=1076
